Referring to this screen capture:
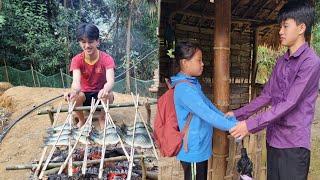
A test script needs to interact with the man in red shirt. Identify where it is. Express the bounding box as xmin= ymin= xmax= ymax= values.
xmin=65 ymin=23 xmax=115 ymax=128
